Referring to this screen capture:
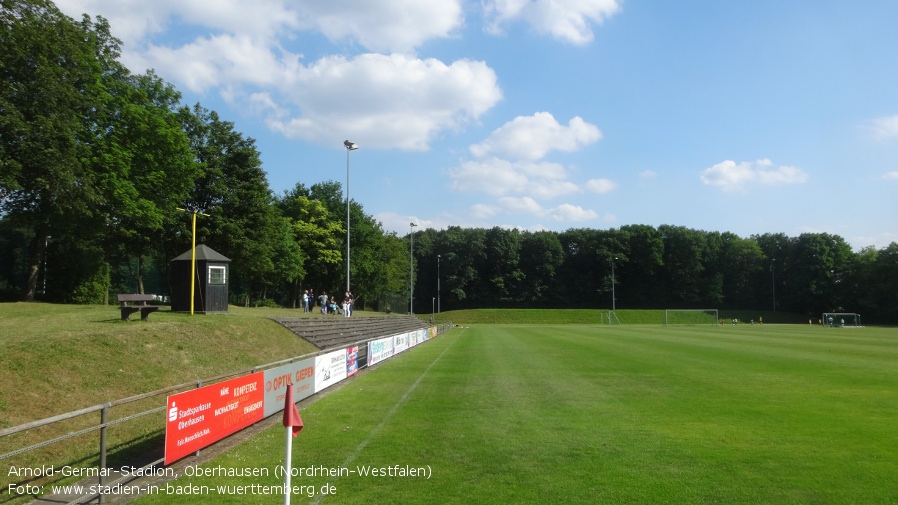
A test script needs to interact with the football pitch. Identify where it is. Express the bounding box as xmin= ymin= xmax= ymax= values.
xmin=135 ymin=324 xmax=898 ymax=504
